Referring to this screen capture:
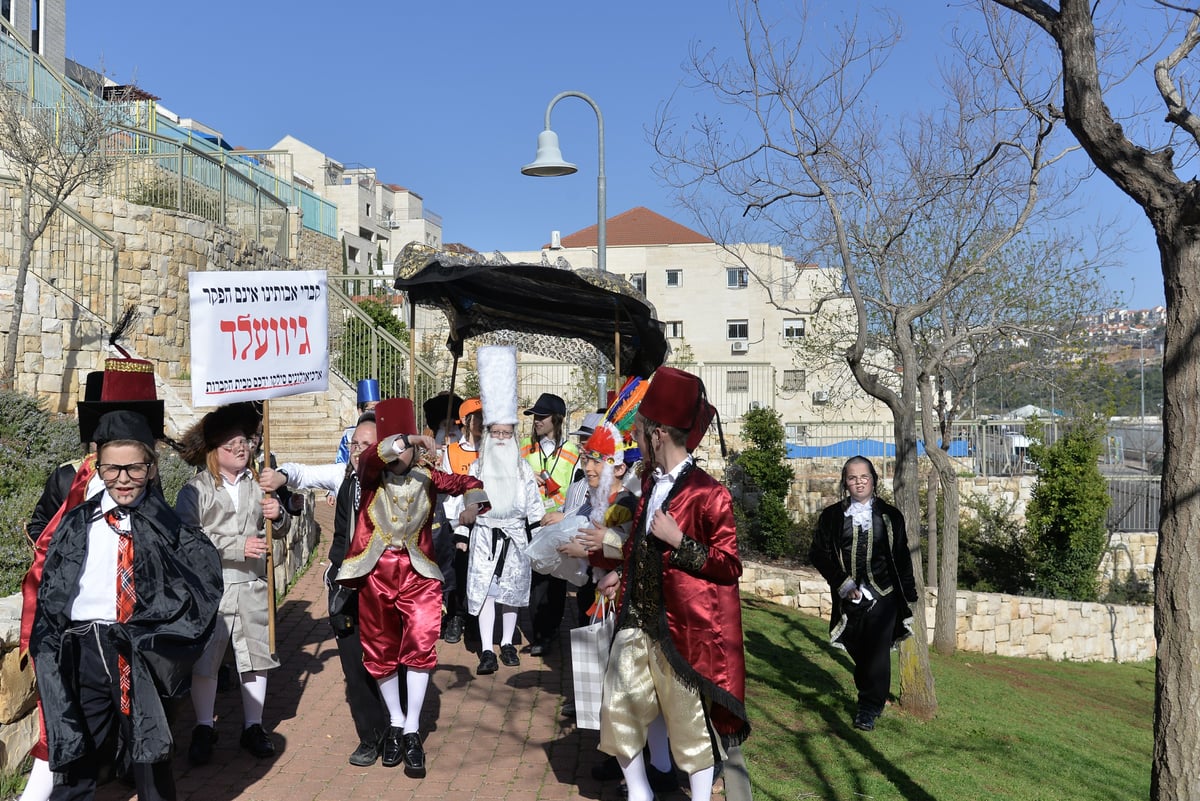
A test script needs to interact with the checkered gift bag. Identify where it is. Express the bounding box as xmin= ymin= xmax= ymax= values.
xmin=569 ymin=596 xmax=615 ymax=730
